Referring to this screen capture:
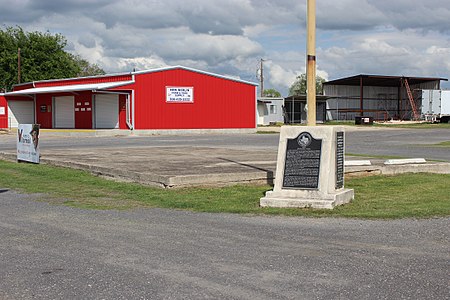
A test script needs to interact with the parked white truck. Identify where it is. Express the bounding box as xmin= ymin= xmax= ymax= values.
xmin=420 ymin=90 xmax=450 ymax=123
